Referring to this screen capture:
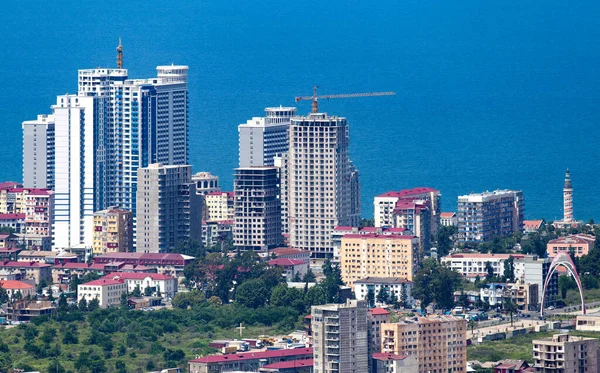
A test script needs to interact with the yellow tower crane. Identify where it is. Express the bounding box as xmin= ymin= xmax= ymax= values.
xmin=295 ymin=86 xmax=395 ymax=113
